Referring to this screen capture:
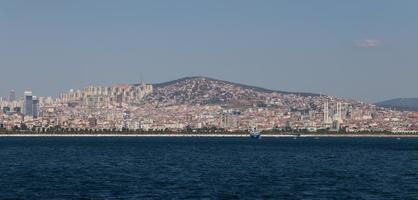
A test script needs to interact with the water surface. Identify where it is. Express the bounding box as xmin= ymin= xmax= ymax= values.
xmin=0 ymin=137 xmax=417 ymax=199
